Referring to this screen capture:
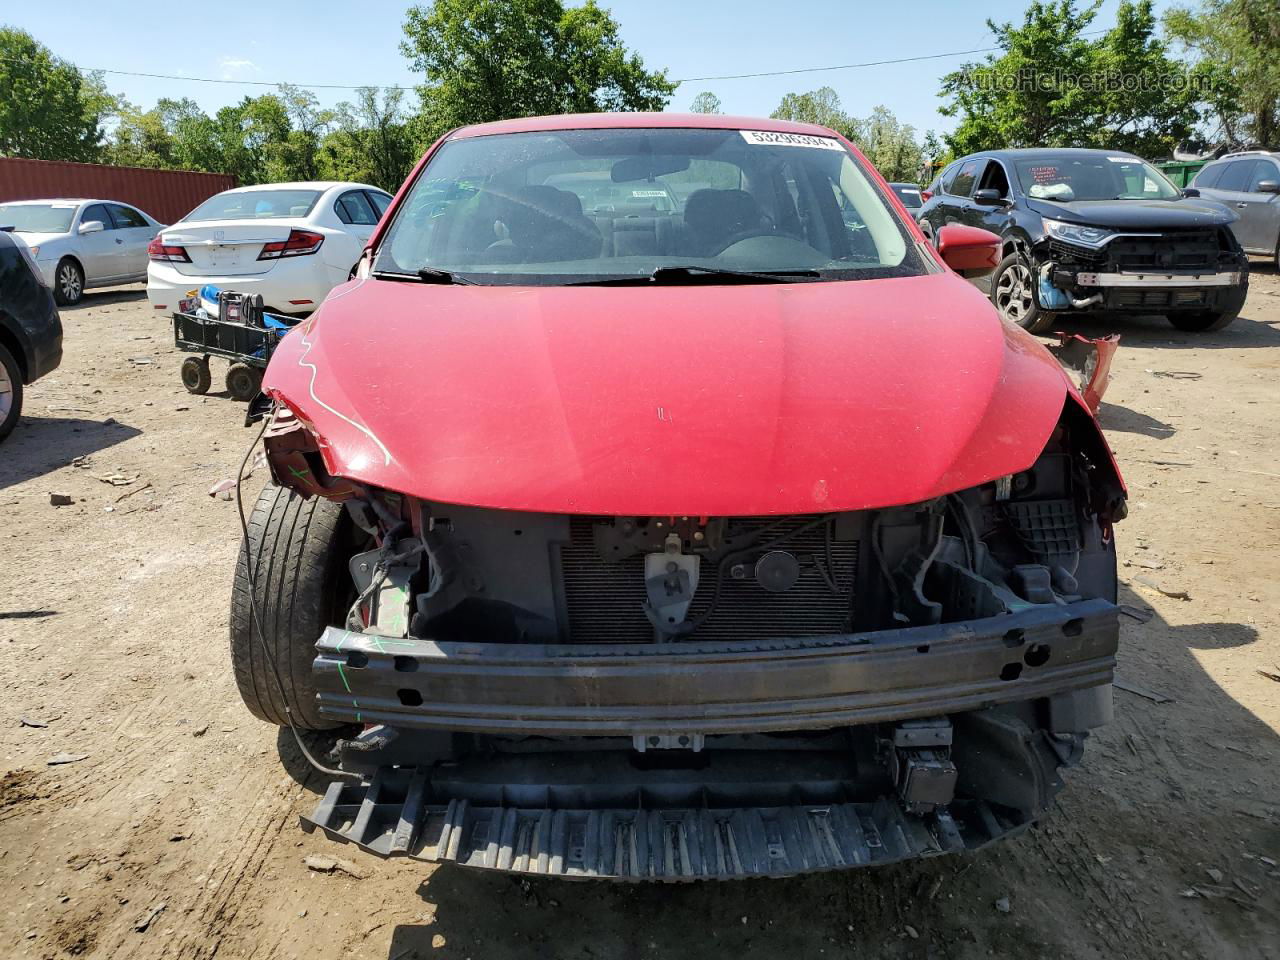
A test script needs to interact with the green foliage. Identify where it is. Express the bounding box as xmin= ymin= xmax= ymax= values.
xmin=401 ymin=0 xmax=675 ymax=143
xmin=0 ymin=27 xmax=107 ymax=161
xmin=319 ymin=88 xmax=416 ymax=191
xmin=770 ymin=89 xmax=924 ymax=181
xmin=770 ymin=87 xmax=859 ymax=140
xmin=940 ymin=1 xmax=1201 ymax=158
xmin=1165 ymin=0 xmax=1280 ymax=146
xmin=689 ymin=91 xmax=722 ymax=114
